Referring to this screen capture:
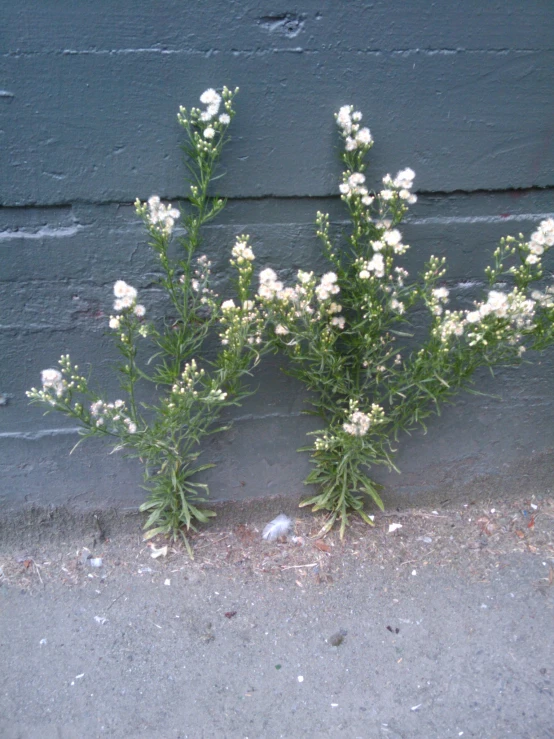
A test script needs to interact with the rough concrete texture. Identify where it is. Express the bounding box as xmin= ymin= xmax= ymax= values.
xmin=1 ymin=494 xmax=553 ymax=738
xmin=1 ymin=2 xmax=554 ymax=512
